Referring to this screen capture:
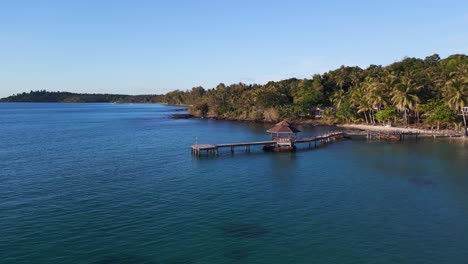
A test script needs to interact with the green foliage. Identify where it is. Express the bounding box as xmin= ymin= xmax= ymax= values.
xmin=375 ymin=107 xmax=397 ymax=124
xmin=293 ymin=79 xmax=323 ymax=112
xmin=278 ymin=105 xmax=296 ymax=119
xmin=193 ymin=102 xmax=209 ymax=117
xmin=441 ymin=54 xmax=468 ymax=73
xmin=420 ymin=99 xmax=457 ymax=129
xmin=335 ymin=99 xmax=355 ymax=123
xmin=430 ymin=104 xmax=456 ymax=124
